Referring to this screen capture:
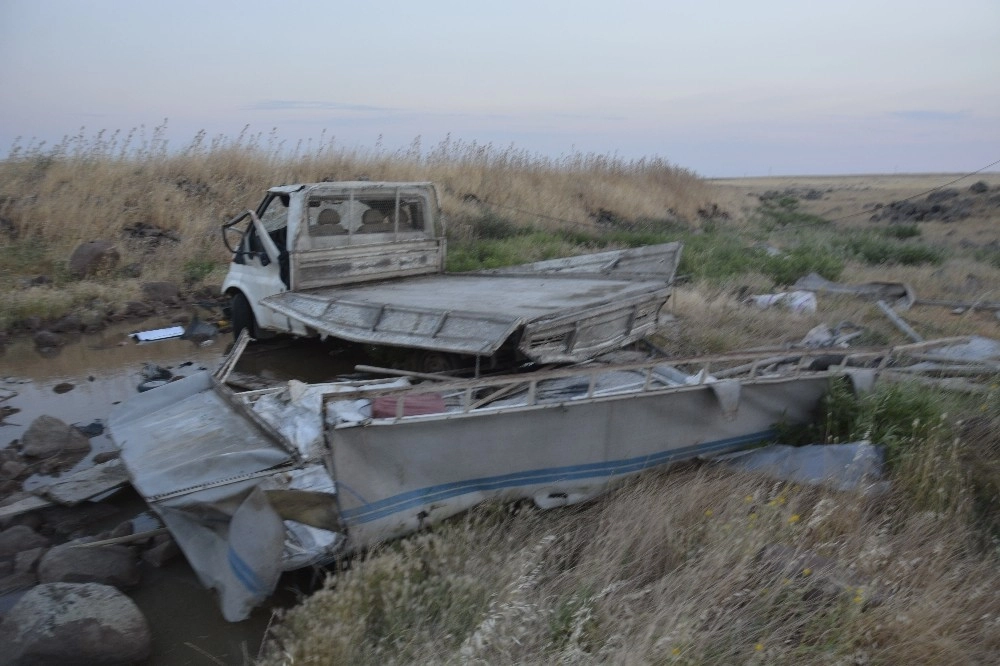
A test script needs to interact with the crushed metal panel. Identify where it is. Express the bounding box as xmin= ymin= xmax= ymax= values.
xmin=793 ymin=272 xmax=916 ymax=309
xmin=263 ymin=273 xmax=673 ymax=359
xmin=40 ymin=458 xmax=129 ymax=505
xmin=518 ymin=287 xmax=670 ymax=362
xmin=291 ymin=238 xmax=444 ymax=290
xmin=262 ymin=291 xmax=524 ymax=356
xmin=109 ymin=371 xmax=296 ymax=500
xmin=488 ymin=242 xmax=683 ymax=282
xmin=330 ymin=376 xmax=830 ymax=549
